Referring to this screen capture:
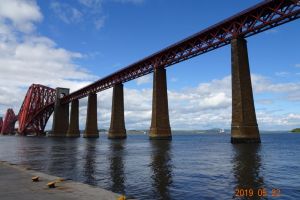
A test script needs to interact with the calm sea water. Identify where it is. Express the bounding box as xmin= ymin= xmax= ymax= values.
xmin=0 ymin=132 xmax=299 ymax=200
